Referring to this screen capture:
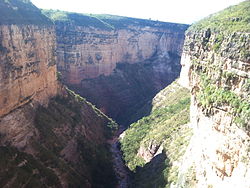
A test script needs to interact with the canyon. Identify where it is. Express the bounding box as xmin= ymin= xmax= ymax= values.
xmin=43 ymin=10 xmax=189 ymax=124
xmin=0 ymin=1 xmax=117 ymax=187
xmin=0 ymin=0 xmax=249 ymax=188
xmin=120 ymin=1 xmax=250 ymax=188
